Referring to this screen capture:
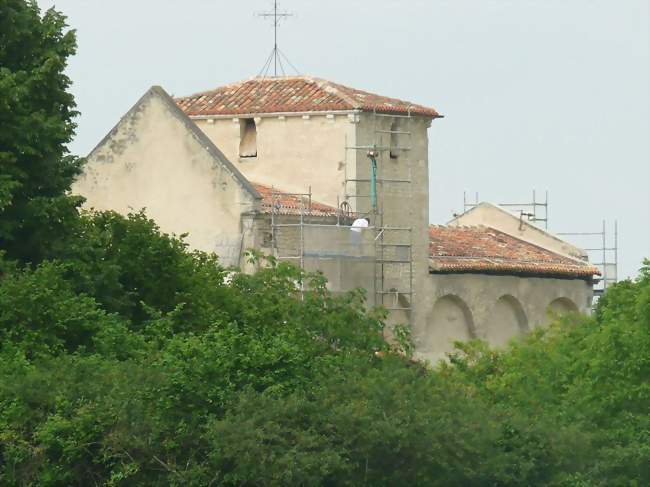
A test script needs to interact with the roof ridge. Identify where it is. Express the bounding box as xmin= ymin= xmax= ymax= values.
xmin=175 ymin=76 xmax=441 ymax=117
xmin=311 ymin=77 xmax=361 ymax=110
xmin=177 ymin=75 xmax=317 ymax=100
